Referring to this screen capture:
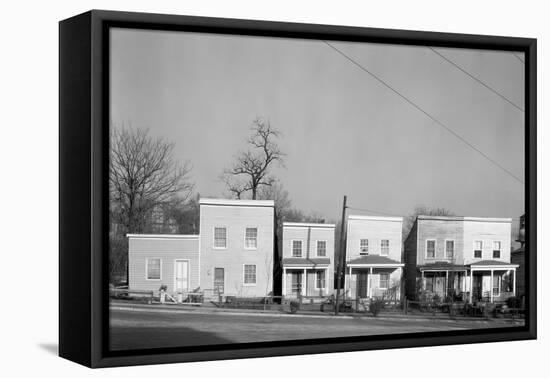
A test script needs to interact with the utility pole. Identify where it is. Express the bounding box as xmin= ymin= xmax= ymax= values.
xmin=335 ymin=195 xmax=347 ymax=315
